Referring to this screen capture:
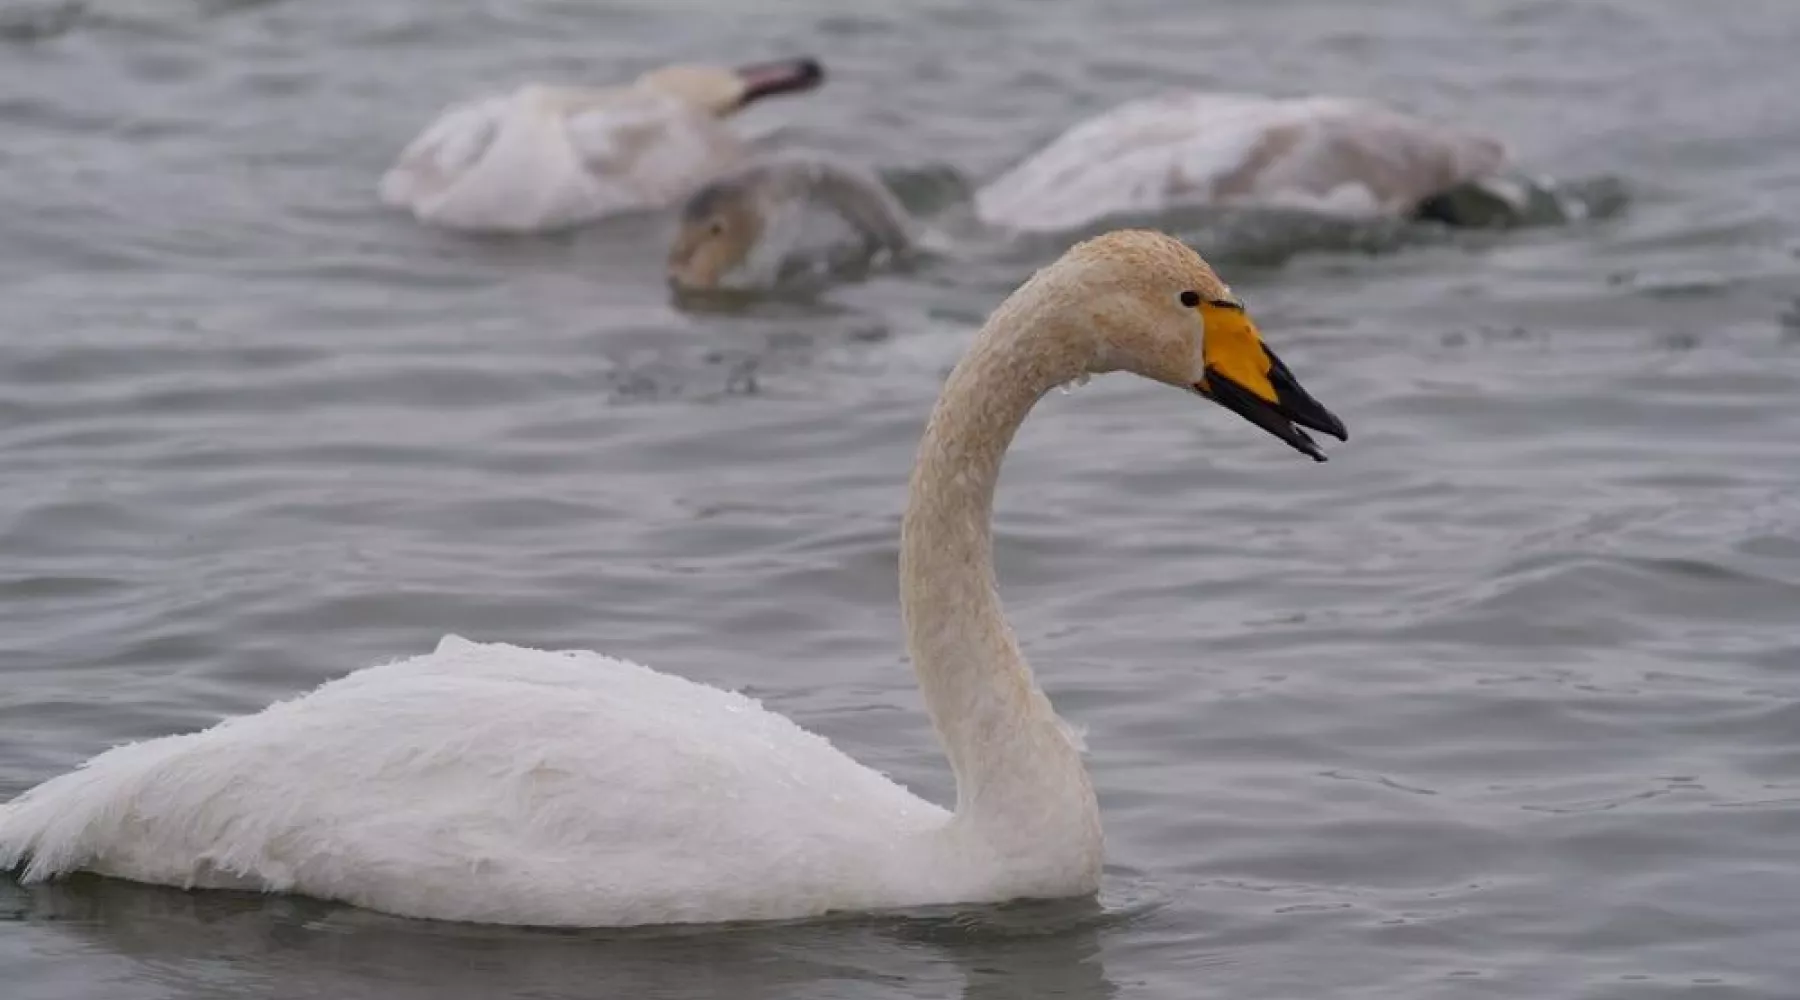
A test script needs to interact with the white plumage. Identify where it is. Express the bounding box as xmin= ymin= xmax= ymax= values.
xmin=0 ymin=636 xmax=951 ymax=926
xmin=0 ymin=230 xmax=1345 ymax=928
xmin=379 ymin=86 xmax=745 ymax=233
xmin=975 ymin=92 xmax=1508 ymax=232
xmin=380 ymin=60 xmax=825 ymax=233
